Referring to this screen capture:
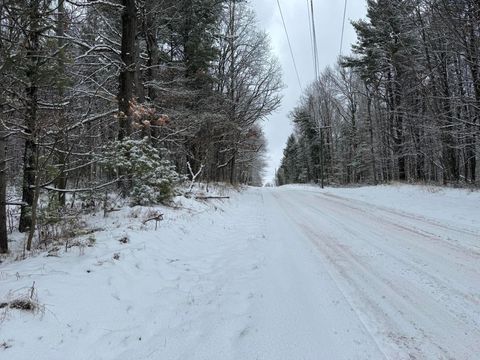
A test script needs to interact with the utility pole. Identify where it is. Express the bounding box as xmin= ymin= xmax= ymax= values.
xmin=309 ymin=0 xmax=324 ymax=189
xmin=319 ymin=126 xmax=324 ymax=189
xmin=308 ymin=92 xmax=325 ymax=189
